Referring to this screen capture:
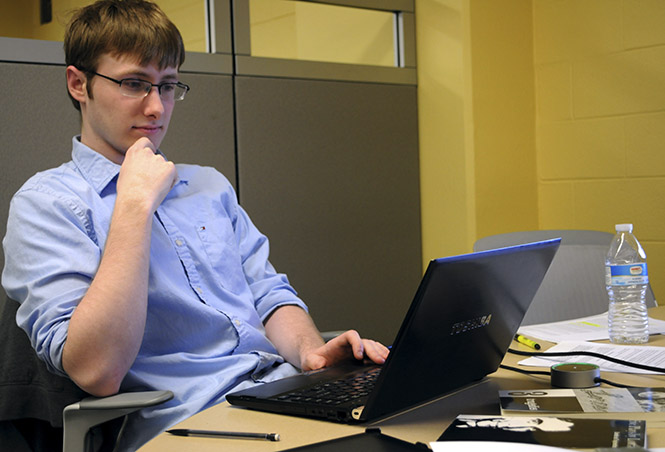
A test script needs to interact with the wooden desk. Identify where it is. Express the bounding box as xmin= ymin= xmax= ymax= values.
xmin=141 ymin=306 xmax=665 ymax=451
